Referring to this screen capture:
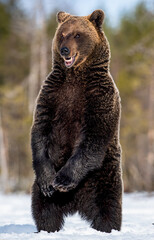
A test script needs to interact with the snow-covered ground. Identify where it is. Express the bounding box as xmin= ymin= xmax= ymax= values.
xmin=0 ymin=192 xmax=154 ymax=240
